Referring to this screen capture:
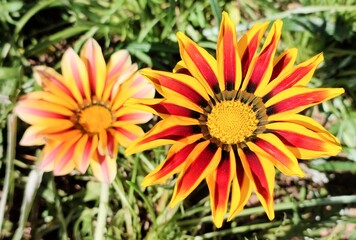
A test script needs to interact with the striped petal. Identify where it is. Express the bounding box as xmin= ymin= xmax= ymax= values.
xmin=16 ymin=99 xmax=73 ymax=119
xmin=177 ymin=32 xmax=220 ymax=96
xmin=46 ymin=129 xmax=82 ymax=142
xmin=90 ymin=151 xmax=117 ymax=183
xmin=19 ymin=126 xmax=46 ymax=146
xmin=142 ymin=142 xmax=197 ymax=186
xmin=80 ymin=38 xmax=106 ymax=99
xmin=237 ymin=21 xmax=270 ymax=79
xmin=15 ymin=101 xmax=74 ymax=128
xmin=238 ymin=147 xmax=275 ymax=220
xmin=262 ymin=53 xmax=324 ymax=101
xmin=266 ymin=87 xmax=344 ymax=116
xmin=112 ymin=124 xmax=145 ymax=148
xmin=228 ymin=150 xmax=252 ymax=220
xmin=115 ymin=107 xmax=153 ymax=125
xmin=242 ymin=20 xmax=282 ymax=96
xmin=216 ymin=12 xmax=242 ymax=91
xmin=74 ymin=134 xmax=98 ymax=173
xmin=266 ymin=122 xmax=341 ymax=159
xmin=33 ymin=66 xmax=78 ymax=109
xmin=170 ymin=141 xmax=221 ymax=206
xmin=249 ymin=133 xmax=304 ymax=177
xmin=125 ymin=98 xmax=201 ymax=120
xmin=23 ymin=91 xmax=77 ymax=111
xmin=173 ymin=60 xmax=192 ymax=75
xmin=42 ymin=137 xmax=81 ymax=175
xmin=125 ymin=119 xmax=202 ymax=155
xmin=39 ymin=140 xmax=63 ymax=172
xmin=61 ymin=48 xmax=90 ymax=103
xmin=206 ymin=150 xmax=235 ymax=228
xmin=269 ymin=113 xmax=337 ymax=135
xmin=19 ymin=123 xmax=76 ymax=146
xmin=139 ymin=69 xmax=209 ymax=112
xmin=106 ymin=50 xmax=132 ymax=84
xmin=111 ymin=73 xmax=155 ymax=111
xmin=270 ymin=48 xmax=298 ymax=82
xmin=53 ymin=141 xmax=77 ymax=176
